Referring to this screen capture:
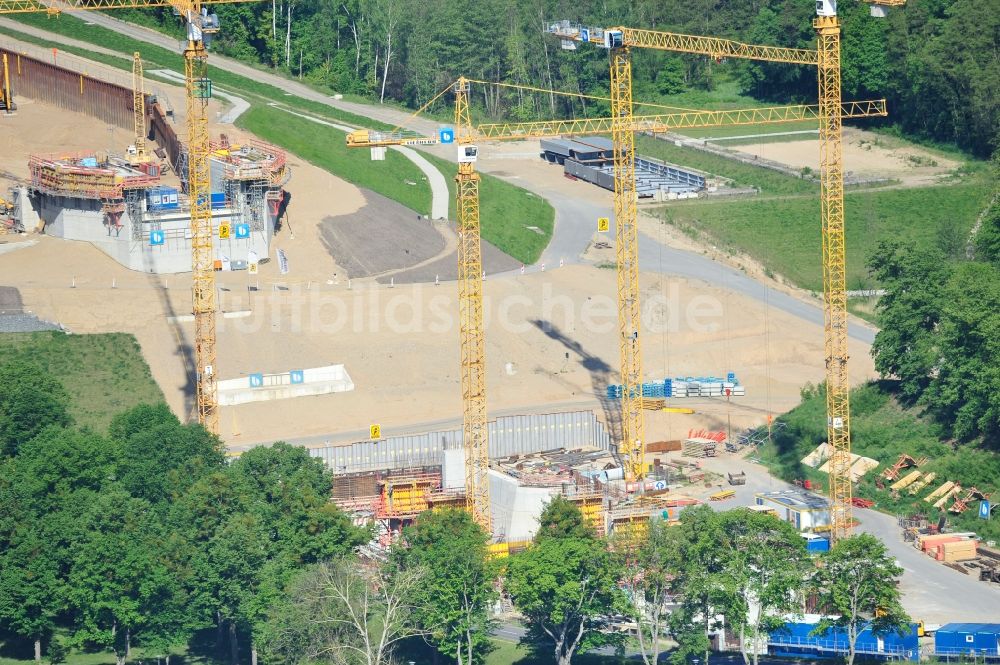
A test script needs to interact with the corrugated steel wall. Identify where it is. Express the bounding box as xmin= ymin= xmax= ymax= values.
xmin=310 ymin=410 xmax=612 ymax=473
xmin=149 ymin=102 xmax=182 ymax=173
xmin=1 ymin=48 xmax=137 ymax=129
